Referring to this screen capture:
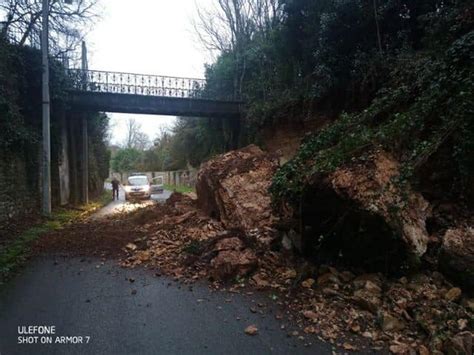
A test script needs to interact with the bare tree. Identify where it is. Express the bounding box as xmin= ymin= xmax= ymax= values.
xmin=0 ymin=0 xmax=99 ymax=56
xmin=193 ymin=0 xmax=283 ymax=97
xmin=194 ymin=0 xmax=283 ymax=53
xmin=123 ymin=118 xmax=151 ymax=151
